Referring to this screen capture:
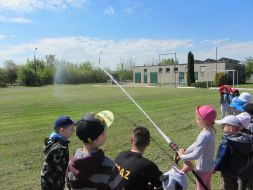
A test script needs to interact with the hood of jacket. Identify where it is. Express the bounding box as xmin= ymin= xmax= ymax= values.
xmin=67 ymin=148 xmax=105 ymax=182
